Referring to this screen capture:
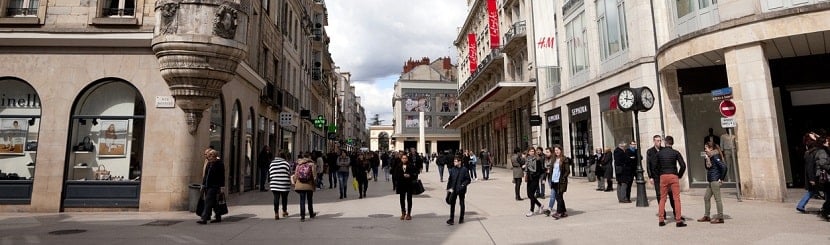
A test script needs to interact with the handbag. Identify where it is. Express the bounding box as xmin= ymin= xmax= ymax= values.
xmin=25 ymin=141 xmax=37 ymax=151
xmin=352 ymin=178 xmax=358 ymax=191
xmin=818 ymin=169 xmax=829 ymax=185
xmin=195 ymin=197 xmax=205 ymax=216
xmin=74 ymin=136 xmax=94 ymax=152
xmin=216 ymin=192 xmax=229 ymax=215
xmin=445 ymin=191 xmax=454 ymax=205
xmin=94 ymin=165 xmax=111 ymax=180
xmin=413 ymin=179 xmax=425 ymax=195
xmin=367 ymin=172 xmax=373 ymax=180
